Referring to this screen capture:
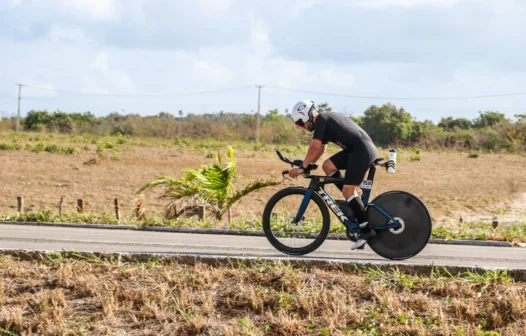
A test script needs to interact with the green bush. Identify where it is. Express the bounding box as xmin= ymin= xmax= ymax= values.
xmin=0 ymin=142 xmax=21 ymax=151
xmin=116 ymin=133 xmax=126 ymax=145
